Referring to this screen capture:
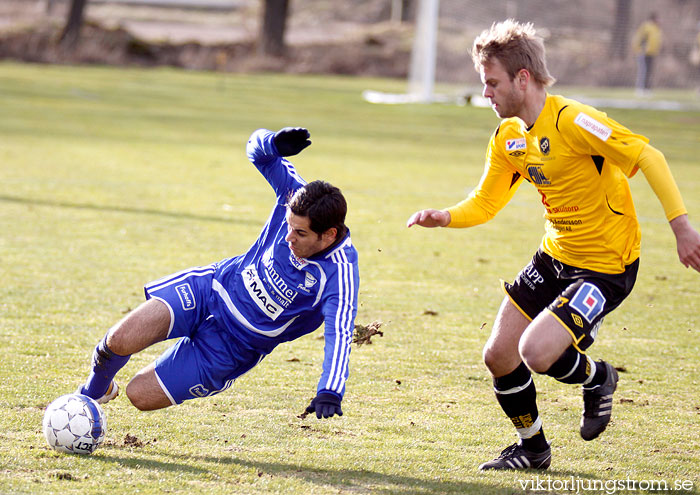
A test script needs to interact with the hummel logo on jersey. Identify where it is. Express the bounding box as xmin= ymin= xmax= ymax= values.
xmin=264 ymin=263 xmax=298 ymax=308
xmin=570 ymin=282 xmax=606 ymax=323
xmin=506 ymin=138 xmax=526 ymax=151
xmin=243 ymin=265 xmax=283 ymax=320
